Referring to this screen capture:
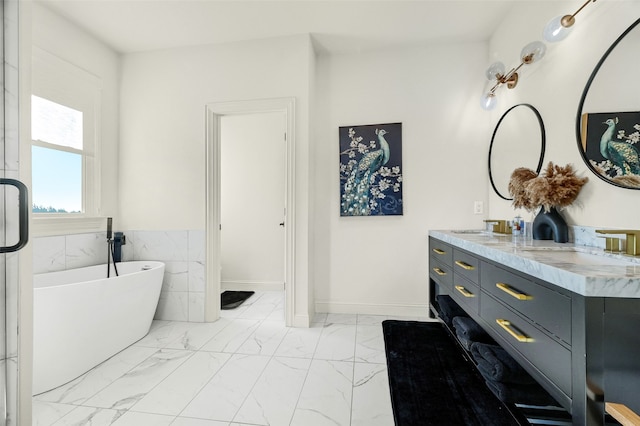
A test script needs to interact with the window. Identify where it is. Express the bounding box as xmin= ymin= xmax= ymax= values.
xmin=31 ymin=47 xmax=101 ymax=227
xmin=31 ymin=95 xmax=84 ymax=213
